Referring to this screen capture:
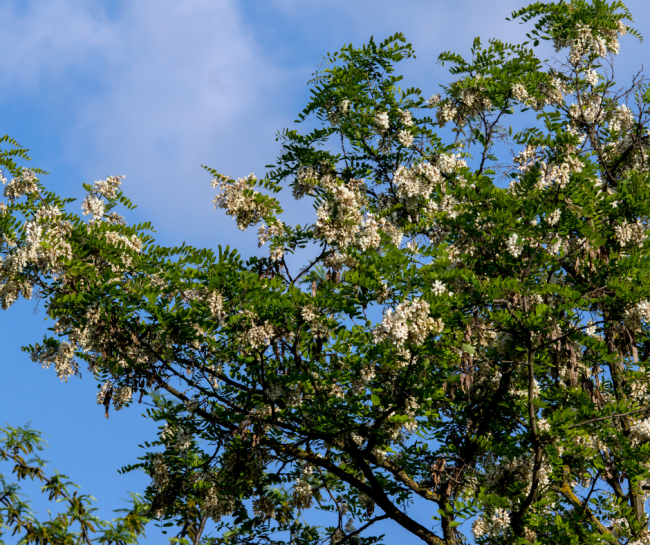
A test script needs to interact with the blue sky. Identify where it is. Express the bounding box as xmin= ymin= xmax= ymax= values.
xmin=2 ymin=0 xmax=650 ymax=542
